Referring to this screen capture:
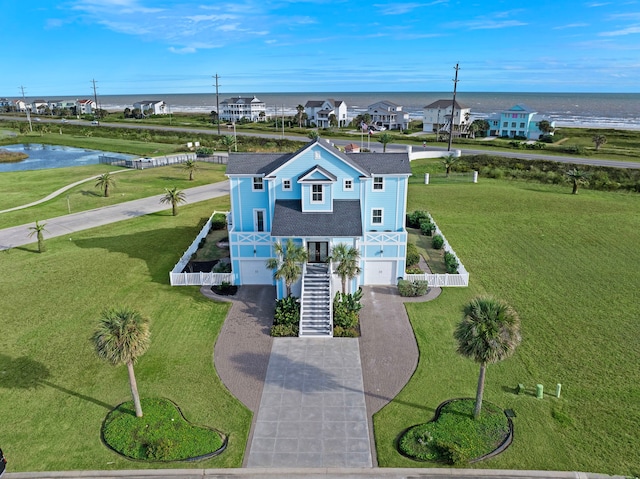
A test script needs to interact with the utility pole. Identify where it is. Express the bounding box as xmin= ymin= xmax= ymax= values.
xmin=213 ymin=73 xmax=220 ymax=135
xmin=447 ymin=63 xmax=460 ymax=152
xmin=20 ymin=85 xmax=33 ymax=132
xmin=91 ymin=78 xmax=100 ymax=124
xmin=282 ymin=104 xmax=285 ymax=139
